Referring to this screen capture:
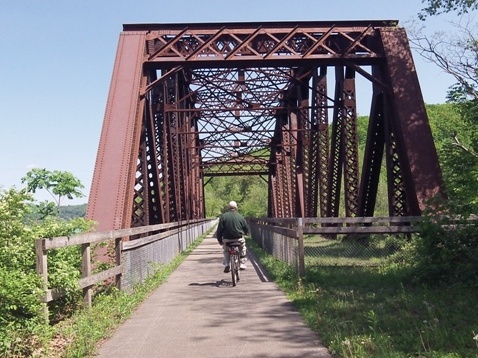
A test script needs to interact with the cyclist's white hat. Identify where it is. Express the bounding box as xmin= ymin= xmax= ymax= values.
xmin=229 ymin=200 xmax=238 ymax=209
